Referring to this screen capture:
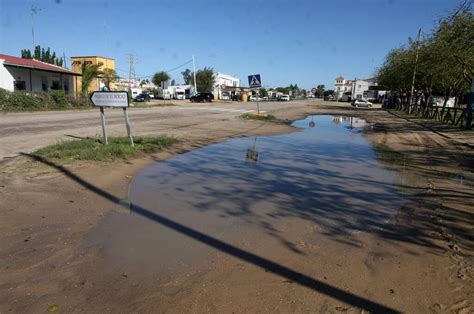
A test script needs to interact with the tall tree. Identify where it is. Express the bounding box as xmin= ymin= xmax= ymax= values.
xmin=181 ymin=68 xmax=193 ymax=85
xmin=316 ymin=84 xmax=325 ymax=97
xmin=152 ymin=71 xmax=171 ymax=87
xmin=21 ymin=45 xmax=64 ymax=66
xmin=195 ymin=67 xmax=215 ymax=93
